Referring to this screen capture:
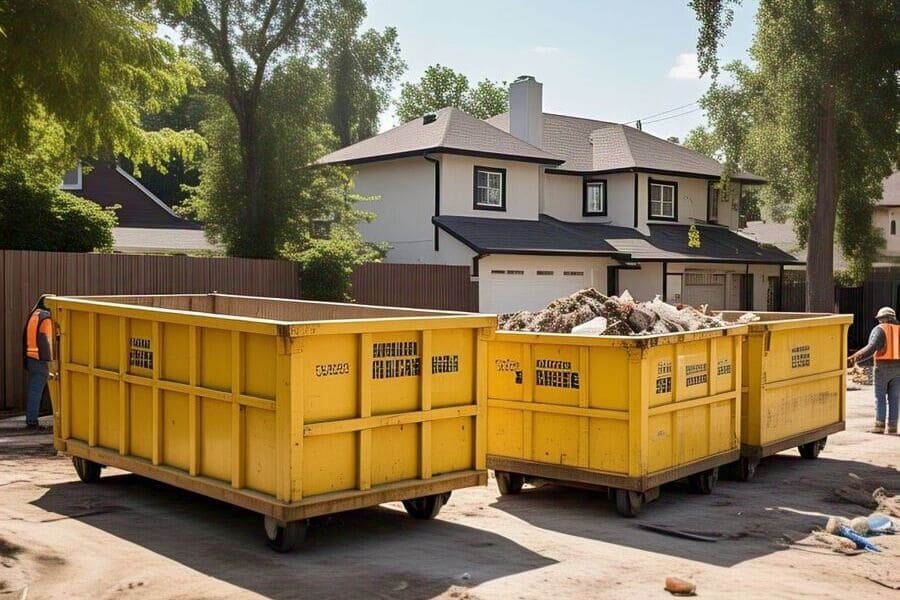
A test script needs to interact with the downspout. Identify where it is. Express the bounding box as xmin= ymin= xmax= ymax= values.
xmin=425 ymin=153 xmax=441 ymax=251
